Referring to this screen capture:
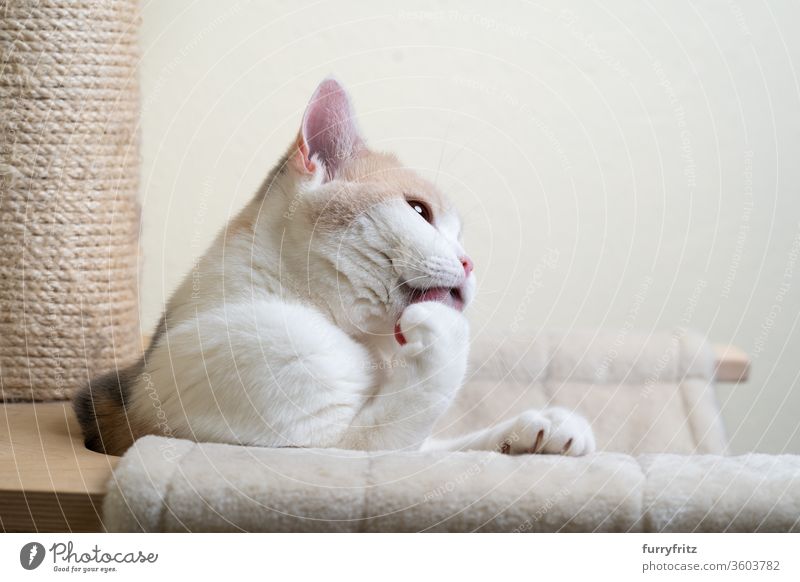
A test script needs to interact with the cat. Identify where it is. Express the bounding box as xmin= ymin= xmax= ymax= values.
xmin=74 ymin=78 xmax=595 ymax=457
